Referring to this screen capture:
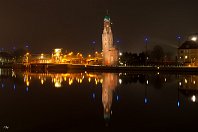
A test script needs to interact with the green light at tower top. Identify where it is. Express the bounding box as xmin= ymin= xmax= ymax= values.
xmin=104 ymin=15 xmax=110 ymax=21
